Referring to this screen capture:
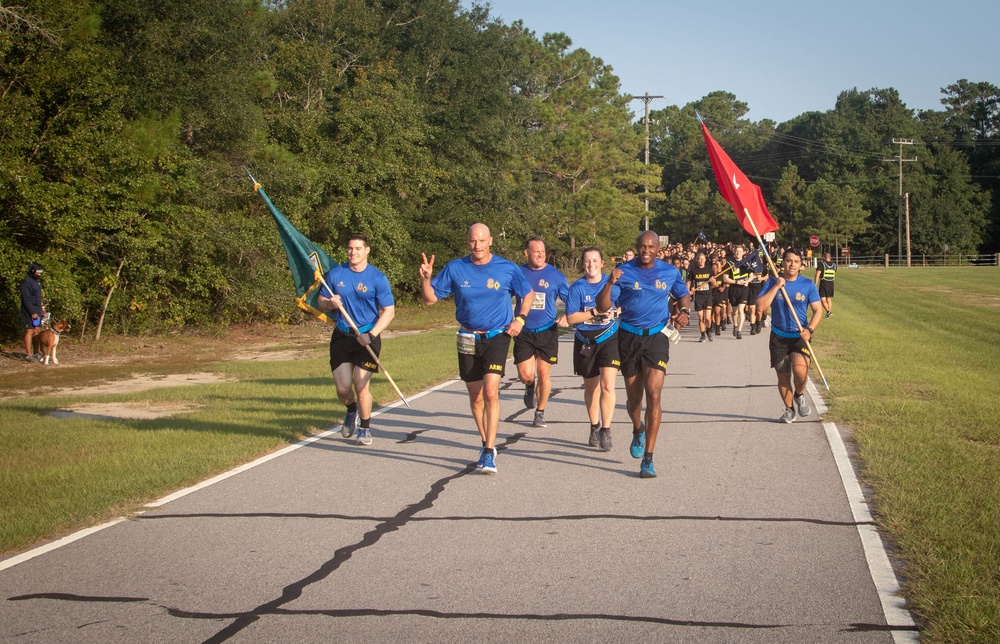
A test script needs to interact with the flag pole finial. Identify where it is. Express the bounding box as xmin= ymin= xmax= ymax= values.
xmin=243 ymin=166 xmax=261 ymax=192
